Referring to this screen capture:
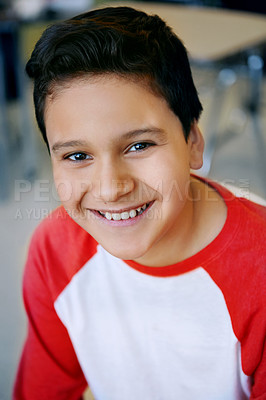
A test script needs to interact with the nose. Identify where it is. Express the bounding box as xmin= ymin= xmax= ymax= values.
xmin=91 ymin=159 xmax=135 ymax=203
